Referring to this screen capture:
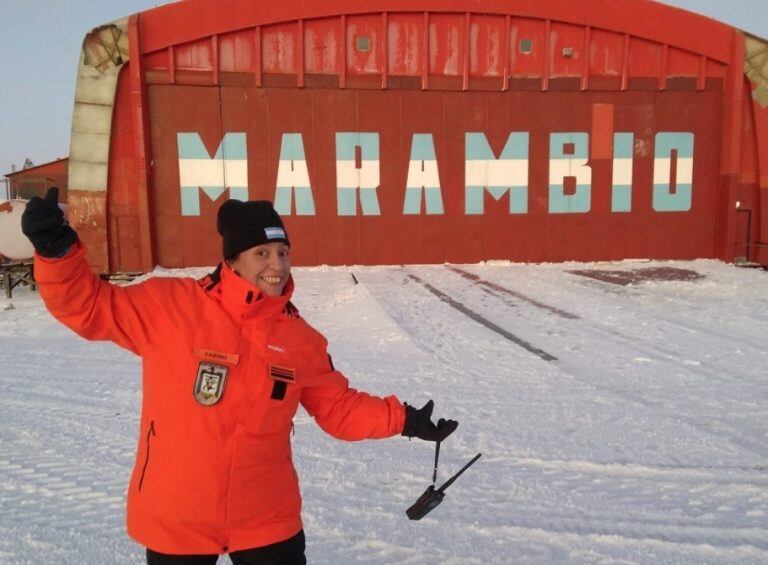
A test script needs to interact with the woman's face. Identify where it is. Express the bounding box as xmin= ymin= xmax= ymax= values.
xmin=229 ymin=242 xmax=291 ymax=297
